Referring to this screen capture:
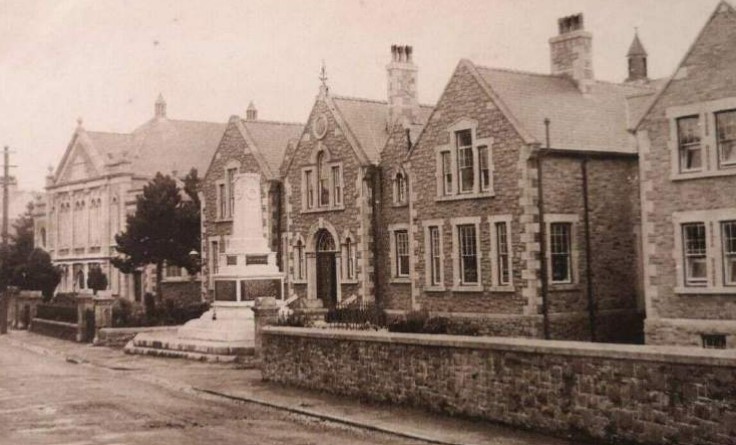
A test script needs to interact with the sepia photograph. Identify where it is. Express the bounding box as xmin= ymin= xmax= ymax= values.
xmin=0 ymin=0 xmax=734 ymax=444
